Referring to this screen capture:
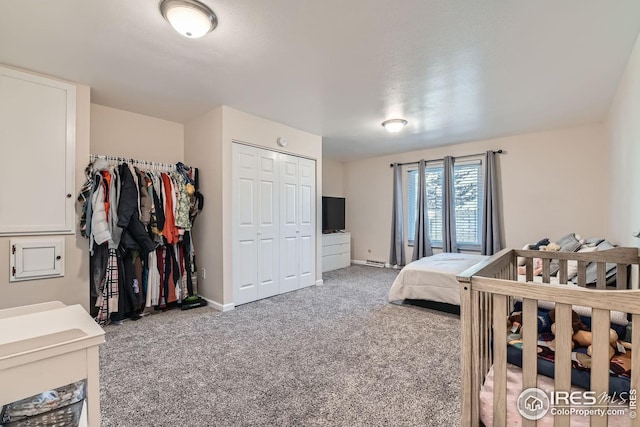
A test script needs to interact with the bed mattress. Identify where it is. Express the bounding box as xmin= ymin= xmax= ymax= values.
xmin=388 ymin=253 xmax=487 ymax=305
